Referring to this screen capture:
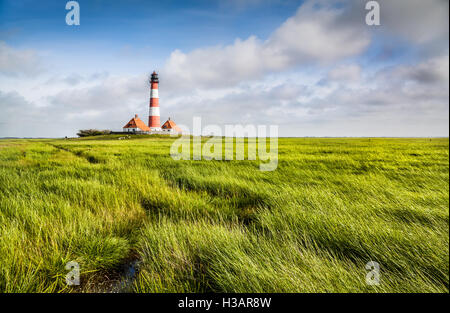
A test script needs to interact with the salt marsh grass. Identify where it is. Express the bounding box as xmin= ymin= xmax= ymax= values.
xmin=0 ymin=136 xmax=448 ymax=292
